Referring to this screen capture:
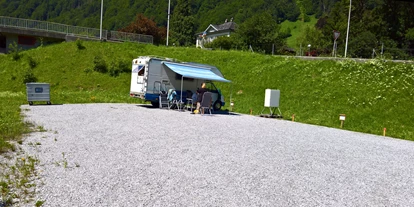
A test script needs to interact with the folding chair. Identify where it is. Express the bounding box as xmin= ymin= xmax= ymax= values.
xmin=200 ymin=92 xmax=213 ymax=115
xmin=159 ymin=91 xmax=169 ymax=109
xmin=184 ymin=90 xmax=194 ymax=111
xmin=167 ymin=89 xmax=180 ymax=110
